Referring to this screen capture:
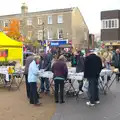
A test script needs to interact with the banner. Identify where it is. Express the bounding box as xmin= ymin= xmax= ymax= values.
xmin=0 ymin=50 xmax=8 ymax=57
